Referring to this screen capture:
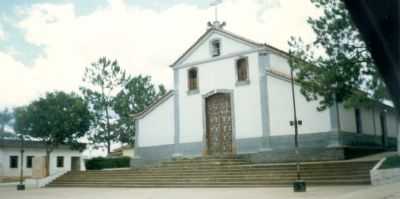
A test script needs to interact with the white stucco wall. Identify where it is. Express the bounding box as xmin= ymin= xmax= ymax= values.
xmin=0 ymin=147 xmax=83 ymax=177
xmin=138 ymin=96 xmax=175 ymax=147
xmin=181 ymin=31 xmax=253 ymax=65
xmin=267 ymin=75 xmax=331 ymax=135
xmin=268 ymin=53 xmax=291 ymax=76
xmin=266 ymin=53 xmax=331 ymax=136
xmin=178 ymin=51 xmax=263 ymax=143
